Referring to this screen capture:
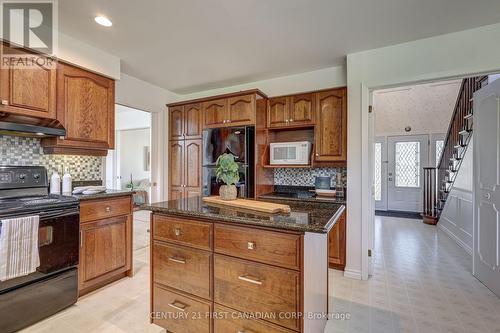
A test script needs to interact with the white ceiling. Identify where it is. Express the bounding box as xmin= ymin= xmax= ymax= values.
xmin=58 ymin=0 xmax=500 ymax=94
